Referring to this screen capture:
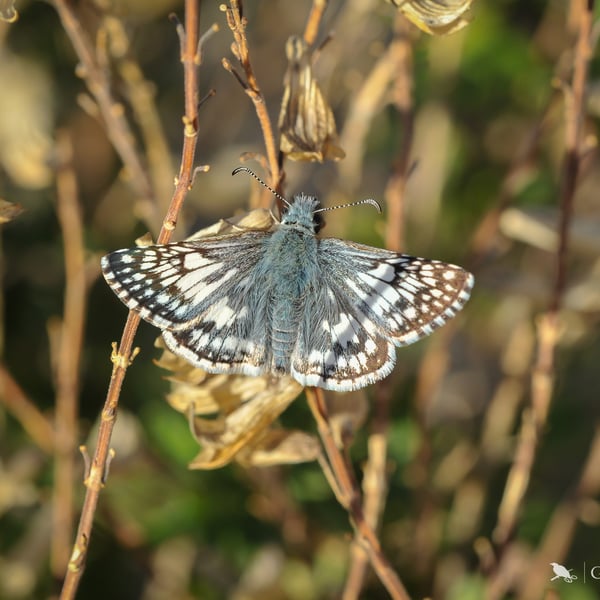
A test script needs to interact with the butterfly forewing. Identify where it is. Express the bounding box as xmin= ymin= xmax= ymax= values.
xmin=319 ymin=239 xmax=473 ymax=345
xmin=101 ymin=233 xmax=275 ymax=372
xmin=102 ymin=234 xmax=267 ymax=329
